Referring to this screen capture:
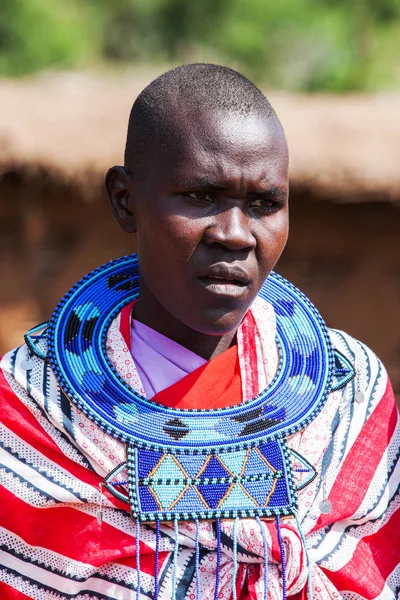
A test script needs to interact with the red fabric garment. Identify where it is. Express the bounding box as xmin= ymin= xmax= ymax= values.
xmin=237 ymin=309 xmax=259 ymax=400
xmin=151 ymin=344 xmax=242 ymax=409
xmin=0 ymin=314 xmax=399 ymax=599
xmin=119 ymin=300 xmax=135 ymax=349
xmin=0 ymin=581 xmax=33 ymax=600
xmin=312 ymin=378 xmax=400 ymax=599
